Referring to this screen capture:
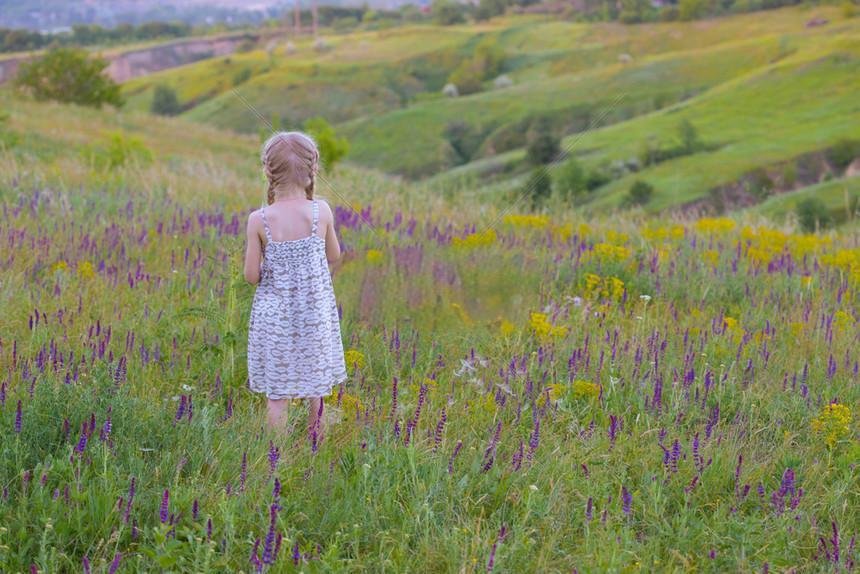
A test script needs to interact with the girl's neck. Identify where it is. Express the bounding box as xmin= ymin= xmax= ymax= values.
xmin=272 ymin=185 xmax=306 ymax=202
